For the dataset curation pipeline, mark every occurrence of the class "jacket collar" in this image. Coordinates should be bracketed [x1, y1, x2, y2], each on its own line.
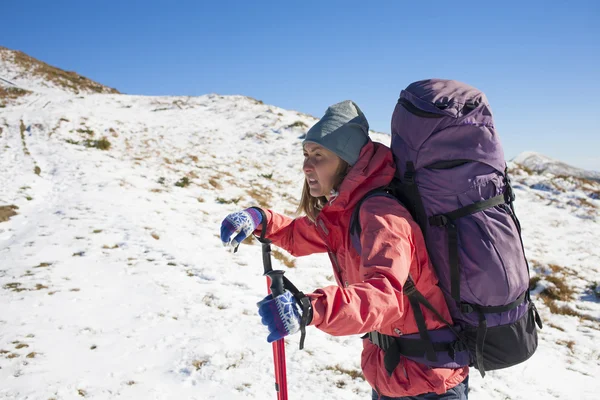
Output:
[321, 139, 396, 215]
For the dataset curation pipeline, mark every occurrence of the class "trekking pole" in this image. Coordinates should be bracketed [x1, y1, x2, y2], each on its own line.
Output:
[255, 214, 289, 400]
[265, 268, 288, 400]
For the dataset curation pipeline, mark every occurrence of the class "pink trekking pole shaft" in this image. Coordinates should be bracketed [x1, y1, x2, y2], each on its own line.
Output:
[256, 215, 288, 400]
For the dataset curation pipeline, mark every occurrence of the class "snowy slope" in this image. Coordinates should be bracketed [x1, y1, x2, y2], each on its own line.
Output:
[512, 151, 600, 182]
[0, 46, 118, 97]
[0, 53, 599, 400]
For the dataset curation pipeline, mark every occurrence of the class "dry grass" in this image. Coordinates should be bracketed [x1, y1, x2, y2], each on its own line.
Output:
[192, 359, 208, 370]
[556, 339, 576, 354]
[3, 282, 48, 292]
[175, 177, 190, 187]
[242, 131, 268, 141]
[20, 120, 30, 156]
[529, 276, 542, 291]
[0, 86, 31, 107]
[554, 174, 599, 187]
[208, 177, 223, 189]
[83, 137, 111, 150]
[246, 96, 263, 105]
[216, 197, 240, 205]
[0, 205, 18, 222]
[1, 47, 119, 94]
[242, 235, 255, 246]
[245, 185, 273, 208]
[546, 322, 566, 332]
[272, 249, 296, 268]
[531, 263, 596, 322]
[3, 282, 27, 292]
[202, 293, 227, 309]
[286, 121, 308, 129]
[539, 290, 587, 319]
[76, 128, 95, 136]
[540, 276, 576, 302]
[512, 163, 536, 176]
[324, 364, 365, 381]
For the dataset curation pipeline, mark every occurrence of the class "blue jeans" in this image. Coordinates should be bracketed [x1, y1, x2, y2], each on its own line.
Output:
[371, 376, 469, 400]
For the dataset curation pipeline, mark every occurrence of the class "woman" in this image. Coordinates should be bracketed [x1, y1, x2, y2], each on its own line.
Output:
[220, 100, 469, 399]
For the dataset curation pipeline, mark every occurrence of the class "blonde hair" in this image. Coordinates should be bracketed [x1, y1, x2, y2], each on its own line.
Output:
[296, 160, 350, 223]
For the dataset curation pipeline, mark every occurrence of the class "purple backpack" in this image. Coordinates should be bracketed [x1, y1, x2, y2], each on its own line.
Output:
[352, 79, 543, 378]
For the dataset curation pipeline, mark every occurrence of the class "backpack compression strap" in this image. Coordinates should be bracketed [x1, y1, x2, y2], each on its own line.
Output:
[349, 189, 470, 375]
[425, 169, 539, 377]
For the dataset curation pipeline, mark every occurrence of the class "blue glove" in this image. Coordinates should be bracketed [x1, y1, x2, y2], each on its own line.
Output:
[220, 208, 263, 250]
[257, 290, 302, 343]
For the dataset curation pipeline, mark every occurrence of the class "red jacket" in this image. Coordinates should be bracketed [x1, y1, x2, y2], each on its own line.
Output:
[256, 140, 469, 397]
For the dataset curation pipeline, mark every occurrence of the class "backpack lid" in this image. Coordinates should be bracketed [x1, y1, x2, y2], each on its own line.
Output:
[403, 79, 489, 119]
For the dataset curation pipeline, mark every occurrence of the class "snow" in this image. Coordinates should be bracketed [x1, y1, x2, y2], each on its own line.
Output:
[511, 151, 600, 182]
[0, 47, 117, 97]
[0, 63, 599, 399]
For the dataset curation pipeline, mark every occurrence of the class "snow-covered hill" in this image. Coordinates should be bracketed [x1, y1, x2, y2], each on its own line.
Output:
[0, 48, 599, 400]
[508, 152, 600, 222]
[512, 151, 600, 182]
[0, 46, 118, 101]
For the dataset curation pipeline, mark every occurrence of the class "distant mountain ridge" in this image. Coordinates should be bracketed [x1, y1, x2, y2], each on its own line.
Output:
[512, 151, 600, 182]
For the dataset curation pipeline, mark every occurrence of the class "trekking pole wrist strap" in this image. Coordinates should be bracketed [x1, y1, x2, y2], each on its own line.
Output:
[282, 275, 313, 350]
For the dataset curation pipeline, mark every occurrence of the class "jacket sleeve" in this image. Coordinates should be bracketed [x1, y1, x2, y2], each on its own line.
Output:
[306, 197, 416, 335]
[253, 209, 328, 257]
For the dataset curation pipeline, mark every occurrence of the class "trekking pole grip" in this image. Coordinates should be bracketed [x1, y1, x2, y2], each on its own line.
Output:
[266, 270, 285, 297]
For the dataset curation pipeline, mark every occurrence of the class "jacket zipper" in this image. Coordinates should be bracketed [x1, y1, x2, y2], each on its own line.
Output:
[316, 216, 348, 287]
[329, 251, 348, 287]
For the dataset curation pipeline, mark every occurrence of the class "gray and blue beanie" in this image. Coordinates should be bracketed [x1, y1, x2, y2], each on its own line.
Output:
[303, 100, 369, 166]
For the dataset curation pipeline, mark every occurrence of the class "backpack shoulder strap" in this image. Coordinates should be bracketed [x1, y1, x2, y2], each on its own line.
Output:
[350, 187, 471, 373]
[349, 186, 398, 240]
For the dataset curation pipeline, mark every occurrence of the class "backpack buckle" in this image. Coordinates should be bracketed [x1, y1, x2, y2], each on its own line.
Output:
[368, 331, 391, 351]
[403, 278, 417, 296]
[429, 215, 449, 227]
[448, 340, 467, 361]
[460, 303, 475, 314]
[404, 170, 415, 185]
[505, 185, 516, 203]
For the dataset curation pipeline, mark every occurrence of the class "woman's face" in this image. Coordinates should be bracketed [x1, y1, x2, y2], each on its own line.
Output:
[302, 142, 342, 199]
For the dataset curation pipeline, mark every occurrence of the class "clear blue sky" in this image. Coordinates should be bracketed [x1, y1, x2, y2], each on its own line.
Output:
[3, 1, 599, 170]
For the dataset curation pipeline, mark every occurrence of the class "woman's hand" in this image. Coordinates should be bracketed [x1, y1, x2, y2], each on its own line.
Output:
[257, 290, 302, 343]
[220, 208, 263, 250]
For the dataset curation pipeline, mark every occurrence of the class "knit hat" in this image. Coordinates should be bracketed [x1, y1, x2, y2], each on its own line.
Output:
[303, 100, 369, 166]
